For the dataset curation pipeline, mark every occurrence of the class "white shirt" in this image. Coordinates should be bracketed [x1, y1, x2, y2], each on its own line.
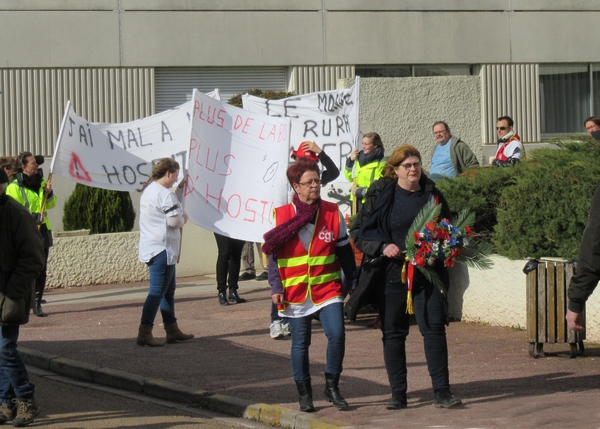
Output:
[138, 181, 182, 265]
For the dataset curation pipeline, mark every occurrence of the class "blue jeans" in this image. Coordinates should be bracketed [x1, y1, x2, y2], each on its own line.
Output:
[381, 276, 449, 394]
[0, 326, 34, 403]
[288, 302, 345, 383]
[141, 250, 177, 327]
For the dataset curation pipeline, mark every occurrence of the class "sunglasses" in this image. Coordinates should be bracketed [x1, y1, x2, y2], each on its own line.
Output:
[496, 126, 507, 131]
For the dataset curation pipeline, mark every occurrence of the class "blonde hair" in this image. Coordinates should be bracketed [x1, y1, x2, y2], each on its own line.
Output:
[382, 145, 422, 179]
[137, 158, 180, 192]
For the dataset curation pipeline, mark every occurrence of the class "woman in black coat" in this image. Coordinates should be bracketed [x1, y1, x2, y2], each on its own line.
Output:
[346, 145, 461, 410]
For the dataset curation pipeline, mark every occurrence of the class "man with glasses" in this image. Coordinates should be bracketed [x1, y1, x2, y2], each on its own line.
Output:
[493, 116, 523, 167]
[429, 121, 479, 180]
[584, 117, 600, 139]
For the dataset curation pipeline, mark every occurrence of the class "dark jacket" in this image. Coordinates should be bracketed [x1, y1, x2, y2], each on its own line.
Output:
[344, 174, 450, 321]
[0, 193, 45, 325]
[568, 182, 600, 313]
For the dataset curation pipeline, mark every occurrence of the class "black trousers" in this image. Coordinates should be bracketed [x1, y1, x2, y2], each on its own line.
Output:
[378, 275, 450, 395]
[213, 233, 245, 293]
[35, 246, 50, 298]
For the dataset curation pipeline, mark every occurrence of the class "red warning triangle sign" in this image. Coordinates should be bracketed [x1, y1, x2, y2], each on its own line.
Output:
[68, 152, 92, 182]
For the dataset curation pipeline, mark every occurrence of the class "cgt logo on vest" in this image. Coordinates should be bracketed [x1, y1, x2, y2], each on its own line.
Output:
[318, 226, 335, 243]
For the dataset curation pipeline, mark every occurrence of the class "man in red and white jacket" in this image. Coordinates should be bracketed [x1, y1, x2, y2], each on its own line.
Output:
[493, 116, 523, 167]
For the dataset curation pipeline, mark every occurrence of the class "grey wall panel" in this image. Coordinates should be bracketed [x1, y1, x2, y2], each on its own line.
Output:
[0, 1, 118, 10]
[120, 12, 324, 66]
[324, 0, 510, 11]
[325, 12, 511, 65]
[120, 0, 323, 11]
[0, 68, 154, 157]
[511, 12, 600, 63]
[0, 11, 120, 67]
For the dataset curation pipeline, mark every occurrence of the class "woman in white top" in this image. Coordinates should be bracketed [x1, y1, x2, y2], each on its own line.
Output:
[136, 158, 194, 347]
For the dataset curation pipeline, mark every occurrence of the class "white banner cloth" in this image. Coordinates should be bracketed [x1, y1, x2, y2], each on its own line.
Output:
[242, 78, 360, 215]
[50, 91, 220, 191]
[183, 90, 291, 242]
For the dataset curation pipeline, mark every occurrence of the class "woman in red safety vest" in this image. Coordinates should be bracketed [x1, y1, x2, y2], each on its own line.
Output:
[262, 158, 355, 413]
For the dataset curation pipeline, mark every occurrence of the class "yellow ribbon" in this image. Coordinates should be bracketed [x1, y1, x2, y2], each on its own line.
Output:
[401, 256, 414, 315]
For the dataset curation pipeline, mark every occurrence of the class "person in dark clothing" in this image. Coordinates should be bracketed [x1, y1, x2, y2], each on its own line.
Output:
[350, 144, 461, 410]
[566, 182, 600, 331]
[0, 167, 45, 426]
[6, 152, 56, 317]
[214, 233, 247, 306]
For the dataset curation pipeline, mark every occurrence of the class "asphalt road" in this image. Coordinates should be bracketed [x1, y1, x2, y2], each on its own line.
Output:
[27, 367, 271, 429]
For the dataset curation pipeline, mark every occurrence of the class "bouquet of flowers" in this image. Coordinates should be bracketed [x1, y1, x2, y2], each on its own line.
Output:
[402, 199, 493, 313]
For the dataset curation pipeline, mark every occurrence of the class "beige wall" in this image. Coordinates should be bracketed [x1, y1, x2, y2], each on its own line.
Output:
[341, 76, 483, 169]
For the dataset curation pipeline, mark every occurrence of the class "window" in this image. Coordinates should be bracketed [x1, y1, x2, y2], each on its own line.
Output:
[414, 65, 472, 77]
[356, 65, 472, 78]
[540, 65, 590, 134]
[355, 66, 411, 78]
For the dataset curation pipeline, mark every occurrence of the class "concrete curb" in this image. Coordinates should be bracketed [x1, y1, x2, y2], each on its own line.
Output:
[19, 347, 351, 429]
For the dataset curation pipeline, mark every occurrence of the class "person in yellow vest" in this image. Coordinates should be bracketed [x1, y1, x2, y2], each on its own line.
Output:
[262, 158, 355, 412]
[344, 132, 385, 214]
[6, 152, 56, 317]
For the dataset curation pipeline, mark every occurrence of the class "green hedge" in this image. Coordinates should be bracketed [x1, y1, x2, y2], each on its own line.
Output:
[63, 184, 136, 234]
[437, 136, 600, 260]
[228, 88, 295, 108]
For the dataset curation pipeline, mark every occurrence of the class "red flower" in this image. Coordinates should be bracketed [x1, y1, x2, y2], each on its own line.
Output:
[465, 225, 473, 237]
[413, 231, 421, 243]
[445, 257, 455, 267]
[415, 255, 426, 266]
[425, 222, 436, 231]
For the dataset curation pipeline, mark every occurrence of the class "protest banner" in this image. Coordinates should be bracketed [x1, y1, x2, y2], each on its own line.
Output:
[183, 90, 291, 242]
[242, 78, 360, 215]
[50, 91, 220, 191]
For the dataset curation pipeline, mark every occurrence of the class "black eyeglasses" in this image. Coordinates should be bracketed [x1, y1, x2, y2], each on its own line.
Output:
[496, 126, 507, 131]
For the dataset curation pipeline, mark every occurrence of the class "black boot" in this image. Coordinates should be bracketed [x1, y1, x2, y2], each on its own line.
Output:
[324, 372, 348, 409]
[295, 380, 315, 412]
[218, 291, 229, 306]
[433, 389, 462, 408]
[386, 392, 408, 410]
[228, 288, 246, 304]
[33, 292, 46, 317]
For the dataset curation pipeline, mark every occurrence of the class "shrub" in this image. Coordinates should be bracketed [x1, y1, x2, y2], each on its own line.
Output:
[493, 145, 600, 259]
[228, 88, 295, 108]
[63, 184, 136, 234]
[437, 135, 600, 260]
[435, 166, 517, 243]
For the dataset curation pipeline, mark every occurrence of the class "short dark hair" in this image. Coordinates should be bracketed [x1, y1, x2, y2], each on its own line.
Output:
[584, 116, 600, 128]
[497, 116, 514, 127]
[432, 121, 450, 133]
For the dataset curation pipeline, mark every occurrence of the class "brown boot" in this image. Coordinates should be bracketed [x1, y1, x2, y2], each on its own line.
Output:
[136, 324, 164, 347]
[164, 323, 194, 343]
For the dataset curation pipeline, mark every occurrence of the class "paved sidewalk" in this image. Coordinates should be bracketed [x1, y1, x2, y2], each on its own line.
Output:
[19, 277, 600, 428]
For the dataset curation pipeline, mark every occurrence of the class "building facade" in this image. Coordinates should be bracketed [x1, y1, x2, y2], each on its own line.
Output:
[1, 1, 599, 155]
